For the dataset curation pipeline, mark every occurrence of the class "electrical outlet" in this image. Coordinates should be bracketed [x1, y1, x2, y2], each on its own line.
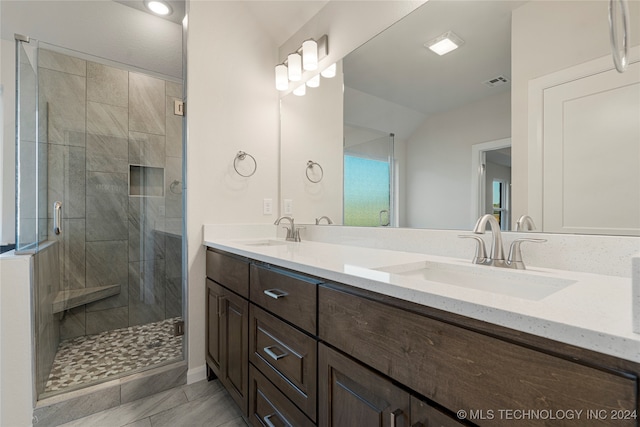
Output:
[263, 198, 273, 215]
[284, 199, 293, 215]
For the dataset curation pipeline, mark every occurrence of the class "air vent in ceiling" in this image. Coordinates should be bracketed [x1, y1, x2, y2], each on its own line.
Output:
[483, 75, 510, 88]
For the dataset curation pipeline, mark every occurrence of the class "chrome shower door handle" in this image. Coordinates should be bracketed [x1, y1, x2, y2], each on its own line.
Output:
[53, 201, 62, 235]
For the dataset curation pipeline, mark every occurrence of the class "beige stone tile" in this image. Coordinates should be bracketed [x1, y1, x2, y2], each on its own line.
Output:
[87, 61, 128, 107]
[129, 72, 165, 135]
[87, 101, 128, 138]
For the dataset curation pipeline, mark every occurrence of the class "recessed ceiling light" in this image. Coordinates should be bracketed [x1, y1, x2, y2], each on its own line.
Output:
[144, 0, 173, 16]
[424, 31, 465, 56]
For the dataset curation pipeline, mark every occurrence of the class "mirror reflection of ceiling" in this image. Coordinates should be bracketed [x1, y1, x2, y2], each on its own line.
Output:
[344, 0, 526, 142]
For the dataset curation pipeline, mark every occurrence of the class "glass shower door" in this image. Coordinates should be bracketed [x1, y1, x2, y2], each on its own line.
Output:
[15, 35, 48, 252]
[16, 37, 185, 400]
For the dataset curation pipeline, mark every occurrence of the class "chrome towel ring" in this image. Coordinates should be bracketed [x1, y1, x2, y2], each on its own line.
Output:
[306, 160, 323, 183]
[234, 151, 257, 177]
[169, 180, 182, 194]
[609, 0, 630, 73]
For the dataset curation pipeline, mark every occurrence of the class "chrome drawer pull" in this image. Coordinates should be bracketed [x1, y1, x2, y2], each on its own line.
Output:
[263, 414, 277, 427]
[264, 289, 288, 299]
[264, 413, 290, 427]
[264, 345, 288, 361]
[390, 409, 403, 427]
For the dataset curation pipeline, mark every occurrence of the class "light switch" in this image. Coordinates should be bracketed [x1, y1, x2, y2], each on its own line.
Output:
[284, 199, 293, 215]
[263, 198, 273, 215]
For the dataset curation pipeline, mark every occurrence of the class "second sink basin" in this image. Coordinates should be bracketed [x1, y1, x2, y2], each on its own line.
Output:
[375, 260, 576, 300]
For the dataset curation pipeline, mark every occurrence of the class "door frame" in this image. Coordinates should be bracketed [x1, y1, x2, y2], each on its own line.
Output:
[470, 138, 511, 228]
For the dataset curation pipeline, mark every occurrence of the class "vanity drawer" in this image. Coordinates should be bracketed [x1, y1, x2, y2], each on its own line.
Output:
[206, 249, 249, 298]
[249, 364, 314, 427]
[250, 304, 317, 421]
[250, 264, 319, 334]
[319, 285, 638, 427]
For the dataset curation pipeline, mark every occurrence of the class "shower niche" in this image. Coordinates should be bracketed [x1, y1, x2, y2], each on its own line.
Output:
[130, 165, 165, 197]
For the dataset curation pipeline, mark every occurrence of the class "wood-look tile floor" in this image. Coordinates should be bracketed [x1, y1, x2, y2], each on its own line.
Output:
[58, 379, 250, 427]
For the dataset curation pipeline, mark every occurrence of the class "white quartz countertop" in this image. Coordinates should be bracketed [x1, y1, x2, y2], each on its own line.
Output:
[204, 237, 640, 364]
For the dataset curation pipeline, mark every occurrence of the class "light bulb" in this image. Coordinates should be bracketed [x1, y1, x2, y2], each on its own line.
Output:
[321, 63, 336, 78]
[306, 74, 320, 88]
[275, 64, 288, 91]
[293, 84, 306, 96]
[288, 52, 302, 81]
[145, 0, 172, 16]
[302, 39, 318, 71]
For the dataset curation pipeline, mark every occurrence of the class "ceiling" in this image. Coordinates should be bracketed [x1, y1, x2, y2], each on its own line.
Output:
[344, 1, 527, 119]
[113, 0, 186, 24]
[113, 0, 328, 46]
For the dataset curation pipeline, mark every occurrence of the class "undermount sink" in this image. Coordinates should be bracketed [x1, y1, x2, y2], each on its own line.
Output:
[239, 239, 289, 247]
[375, 260, 576, 301]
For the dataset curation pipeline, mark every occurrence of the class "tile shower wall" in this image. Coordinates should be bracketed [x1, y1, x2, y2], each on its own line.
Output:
[40, 49, 183, 340]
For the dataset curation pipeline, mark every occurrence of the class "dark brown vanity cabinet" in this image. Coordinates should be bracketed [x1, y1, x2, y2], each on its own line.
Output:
[248, 264, 322, 426]
[319, 343, 465, 427]
[206, 250, 250, 415]
[319, 283, 639, 427]
[319, 343, 410, 427]
[206, 248, 640, 427]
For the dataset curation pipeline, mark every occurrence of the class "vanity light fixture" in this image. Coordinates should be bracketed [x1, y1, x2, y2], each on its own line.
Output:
[306, 74, 320, 88]
[302, 39, 319, 71]
[320, 62, 336, 78]
[293, 84, 306, 96]
[275, 64, 289, 91]
[274, 35, 329, 92]
[425, 31, 464, 56]
[144, 0, 173, 16]
[288, 52, 302, 81]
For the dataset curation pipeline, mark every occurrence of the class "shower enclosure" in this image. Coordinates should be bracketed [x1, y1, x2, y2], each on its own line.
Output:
[15, 36, 185, 399]
[343, 132, 395, 227]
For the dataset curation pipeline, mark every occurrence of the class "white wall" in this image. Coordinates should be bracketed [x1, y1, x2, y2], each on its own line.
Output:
[280, 63, 344, 225]
[185, 0, 281, 381]
[0, 253, 34, 427]
[0, 0, 183, 246]
[511, 0, 640, 219]
[405, 90, 510, 229]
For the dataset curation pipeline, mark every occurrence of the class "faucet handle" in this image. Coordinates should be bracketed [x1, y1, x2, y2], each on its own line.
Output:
[507, 238, 546, 269]
[458, 235, 487, 264]
[293, 226, 305, 242]
[281, 226, 293, 240]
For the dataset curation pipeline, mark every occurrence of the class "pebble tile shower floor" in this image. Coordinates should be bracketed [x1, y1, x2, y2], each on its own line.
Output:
[45, 317, 183, 393]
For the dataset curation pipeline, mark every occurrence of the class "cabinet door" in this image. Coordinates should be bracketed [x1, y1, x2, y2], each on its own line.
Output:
[319, 343, 410, 427]
[220, 288, 249, 416]
[206, 279, 224, 376]
[410, 397, 466, 427]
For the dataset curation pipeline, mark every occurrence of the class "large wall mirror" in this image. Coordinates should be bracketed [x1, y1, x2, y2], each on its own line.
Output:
[280, 0, 640, 235]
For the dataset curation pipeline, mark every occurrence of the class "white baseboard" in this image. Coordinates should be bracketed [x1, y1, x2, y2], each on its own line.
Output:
[186, 364, 207, 385]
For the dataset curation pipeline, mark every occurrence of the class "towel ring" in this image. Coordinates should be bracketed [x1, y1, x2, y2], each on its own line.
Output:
[234, 151, 257, 177]
[169, 179, 182, 194]
[306, 160, 323, 183]
[609, 0, 630, 73]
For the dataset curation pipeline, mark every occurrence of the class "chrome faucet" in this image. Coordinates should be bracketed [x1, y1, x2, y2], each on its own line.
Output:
[462, 214, 546, 270]
[473, 214, 506, 266]
[315, 216, 333, 225]
[274, 216, 302, 242]
[515, 215, 536, 231]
